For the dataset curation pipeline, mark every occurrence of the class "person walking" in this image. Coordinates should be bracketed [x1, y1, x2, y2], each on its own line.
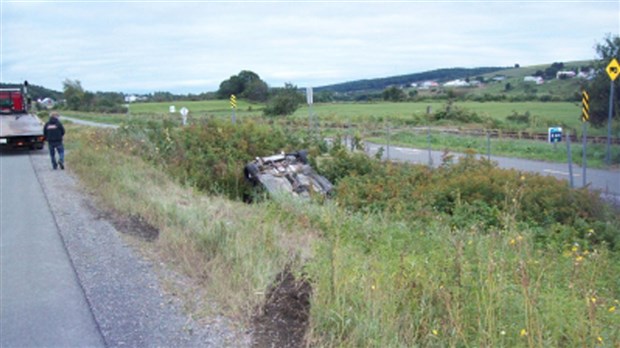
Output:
[43, 112, 65, 170]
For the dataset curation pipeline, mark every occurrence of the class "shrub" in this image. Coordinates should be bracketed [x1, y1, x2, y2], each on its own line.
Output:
[117, 118, 315, 200]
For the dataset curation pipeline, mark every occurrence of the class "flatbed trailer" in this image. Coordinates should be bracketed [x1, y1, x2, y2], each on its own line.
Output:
[0, 82, 45, 150]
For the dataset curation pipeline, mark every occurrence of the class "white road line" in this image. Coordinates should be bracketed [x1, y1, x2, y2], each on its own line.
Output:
[543, 169, 581, 177]
[394, 147, 421, 153]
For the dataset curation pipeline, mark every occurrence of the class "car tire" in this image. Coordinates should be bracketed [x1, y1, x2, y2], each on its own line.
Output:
[244, 163, 260, 185]
[296, 150, 309, 164]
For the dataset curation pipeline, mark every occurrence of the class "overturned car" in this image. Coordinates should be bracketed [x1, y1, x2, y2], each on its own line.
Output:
[244, 150, 334, 199]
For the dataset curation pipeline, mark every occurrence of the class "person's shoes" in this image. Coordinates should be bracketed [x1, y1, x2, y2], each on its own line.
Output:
[59, 161, 64, 170]
[53, 165, 57, 170]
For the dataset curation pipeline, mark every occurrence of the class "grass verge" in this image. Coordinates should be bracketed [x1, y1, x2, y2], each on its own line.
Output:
[68, 126, 318, 320]
[67, 124, 620, 347]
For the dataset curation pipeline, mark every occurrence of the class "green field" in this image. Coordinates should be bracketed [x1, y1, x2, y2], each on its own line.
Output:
[116, 99, 609, 136]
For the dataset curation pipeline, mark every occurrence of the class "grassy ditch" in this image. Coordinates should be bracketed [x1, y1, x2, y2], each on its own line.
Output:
[68, 121, 619, 347]
[69, 126, 319, 318]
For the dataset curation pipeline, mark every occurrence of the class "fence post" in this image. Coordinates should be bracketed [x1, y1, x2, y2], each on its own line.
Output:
[386, 123, 391, 161]
[486, 130, 491, 160]
[567, 129, 574, 188]
[582, 122, 588, 187]
[427, 126, 433, 167]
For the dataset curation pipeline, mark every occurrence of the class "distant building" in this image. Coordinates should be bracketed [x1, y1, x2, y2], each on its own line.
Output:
[125, 95, 138, 103]
[124, 95, 147, 103]
[37, 97, 55, 109]
[524, 76, 544, 85]
[443, 79, 470, 87]
[556, 71, 576, 79]
[418, 81, 439, 89]
[577, 70, 595, 80]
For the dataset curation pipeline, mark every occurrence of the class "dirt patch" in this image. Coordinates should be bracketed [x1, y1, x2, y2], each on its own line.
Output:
[88, 202, 160, 242]
[252, 269, 312, 348]
[109, 214, 160, 242]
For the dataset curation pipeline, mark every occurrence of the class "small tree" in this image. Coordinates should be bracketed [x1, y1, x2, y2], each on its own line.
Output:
[382, 86, 406, 102]
[263, 83, 303, 117]
[62, 79, 85, 110]
[586, 34, 620, 127]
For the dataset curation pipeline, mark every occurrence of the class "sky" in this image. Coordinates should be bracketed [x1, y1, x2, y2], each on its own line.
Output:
[1, 0, 619, 95]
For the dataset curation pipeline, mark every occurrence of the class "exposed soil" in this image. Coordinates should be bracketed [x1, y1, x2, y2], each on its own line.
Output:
[252, 269, 312, 348]
[92, 205, 160, 242]
[89, 203, 312, 347]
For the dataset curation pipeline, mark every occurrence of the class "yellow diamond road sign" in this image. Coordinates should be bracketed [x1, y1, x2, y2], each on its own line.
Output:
[606, 58, 620, 81]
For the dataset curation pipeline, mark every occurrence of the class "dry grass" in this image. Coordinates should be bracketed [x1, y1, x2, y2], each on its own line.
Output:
[68, 127, 319, 324]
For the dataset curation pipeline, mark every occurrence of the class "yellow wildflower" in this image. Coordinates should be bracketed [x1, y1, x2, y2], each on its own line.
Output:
[609, 306, 616, 313]
[571, 245, 579, 252]
[432, 329, 438, 336]
[510, 239, 516, 245]
[597, 336, 603, 344]
[520, 329, 527, 337]
[575, 256, 584, 262]
[591, 297, 597, 304]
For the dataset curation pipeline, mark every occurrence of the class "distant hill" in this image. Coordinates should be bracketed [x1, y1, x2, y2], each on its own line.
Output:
[315, 67, 508, 93]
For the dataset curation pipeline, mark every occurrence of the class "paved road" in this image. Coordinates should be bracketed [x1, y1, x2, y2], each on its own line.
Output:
[0, 148, 105, 347]
[366, 142, 620, 197]
[61, 116, 119, 129]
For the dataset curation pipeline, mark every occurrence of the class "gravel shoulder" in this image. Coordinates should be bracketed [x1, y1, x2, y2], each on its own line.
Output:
[31, 149, 250, 347]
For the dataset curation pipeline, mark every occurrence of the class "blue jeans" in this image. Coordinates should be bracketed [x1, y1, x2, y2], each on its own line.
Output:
[48, 142, 64, 169]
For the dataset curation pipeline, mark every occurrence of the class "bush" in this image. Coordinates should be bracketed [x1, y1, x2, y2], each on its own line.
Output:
[118, 118, 315, 200]
[317, 149, 620, 250]
[263, 83, 304, 117]
[506, 111, 530, 124]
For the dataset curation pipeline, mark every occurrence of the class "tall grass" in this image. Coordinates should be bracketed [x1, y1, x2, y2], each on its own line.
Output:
[304, 205, 620, 347]
[67, 124, 619, 347]
[68, 126, 317, 318]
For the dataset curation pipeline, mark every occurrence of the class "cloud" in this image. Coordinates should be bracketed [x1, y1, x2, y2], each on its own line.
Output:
[2, 1, 618, 93]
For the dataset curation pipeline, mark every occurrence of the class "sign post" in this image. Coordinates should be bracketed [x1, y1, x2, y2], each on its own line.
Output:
[581, 90, 589, 187]
[566, 130, 574, 188]
[306, 86, 314, 134]
[180, 107, 188, 126]
[548, 127, 562, 151]
[230, 94, 237, 124]
[605, 58, 619, 165]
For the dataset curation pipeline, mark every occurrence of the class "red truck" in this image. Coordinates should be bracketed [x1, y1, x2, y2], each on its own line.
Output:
[0, 81, 45, 149]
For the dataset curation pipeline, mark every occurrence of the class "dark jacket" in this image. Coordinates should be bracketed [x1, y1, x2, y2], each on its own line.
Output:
[43, 117, 65, 144]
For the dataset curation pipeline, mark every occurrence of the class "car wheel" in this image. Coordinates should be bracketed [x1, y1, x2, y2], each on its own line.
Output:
[244, 163, 260, 185]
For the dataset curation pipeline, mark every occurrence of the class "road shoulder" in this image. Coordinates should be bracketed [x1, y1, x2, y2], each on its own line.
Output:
[31, 150, 248, 347]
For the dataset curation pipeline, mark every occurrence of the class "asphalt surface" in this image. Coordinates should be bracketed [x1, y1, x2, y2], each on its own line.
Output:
[366, 142, 620, 197]
[0, 147, 247, 347]
[0, 149, 105, 347]
[61, 117, 119, 129]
